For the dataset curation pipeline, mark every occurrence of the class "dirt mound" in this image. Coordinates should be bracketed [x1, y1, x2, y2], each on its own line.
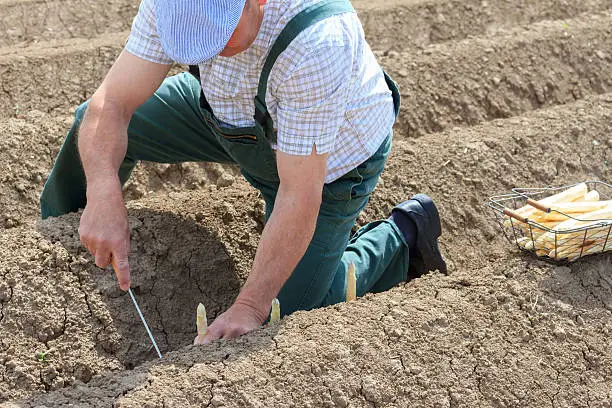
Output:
[2, 6, 611, 120]
[4, 0, 610, 49]
[0, 111, 241, 229]
[382, 13, 611, 135]
[359, 0, 612, 52]
[0, 0, 136, 47]
[5, 253, 611, 407]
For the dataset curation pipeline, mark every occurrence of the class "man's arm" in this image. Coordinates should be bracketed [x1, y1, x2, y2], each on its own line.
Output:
[197, 26, 351, 343]
[78, 51, 171, 290]
[199, 147, 327, 342]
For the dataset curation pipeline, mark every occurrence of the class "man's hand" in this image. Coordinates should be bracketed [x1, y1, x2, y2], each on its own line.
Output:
[193, 302, 265, 345]
[79, 177, 131, 290]
[232, 148, 328, 317]
[193, 147, 328, 345]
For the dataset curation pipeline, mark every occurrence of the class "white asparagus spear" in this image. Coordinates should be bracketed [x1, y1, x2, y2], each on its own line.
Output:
[536, 230, 610, 251]
[521, 183, 588, 213]
[549, 199, 610, 214]
[513, 183, 587, 215]
[553, 206, 612, 230]
[531, 200, 612, 223]
[550, 232, 612, 256]
[550, 239, 612, 260]
[515, 237, 531, 249]
[503, 183, 589, 228]
[270, 298, 280, 323]
[513, 221, 563, 244]
[196, 303, 207, 342]
[549, 243, 589, 259]
[556, 227, 612, 246]
[584, 190, 601, 201]
[533, 220, 565, 229]
[532, 213, 577, 223]
[535, 206, 612, 247]
[562, 199, 611, 212]
[566, 241, 612, 261]
[346, 262, 357, 302]
[516, 224, 550, 242]
[524, 239, 535, 250]
[545, 224, 612, 248]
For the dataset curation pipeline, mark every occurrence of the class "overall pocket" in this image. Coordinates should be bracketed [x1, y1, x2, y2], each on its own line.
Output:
[198, 98, 279, 183]
[216, 123, 279, 184]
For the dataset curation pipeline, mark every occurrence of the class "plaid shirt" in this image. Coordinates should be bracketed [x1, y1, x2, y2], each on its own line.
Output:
[126, 0, 395, 183]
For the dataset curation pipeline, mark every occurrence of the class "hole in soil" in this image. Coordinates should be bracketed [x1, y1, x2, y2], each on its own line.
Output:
[102, 209, 243, 368]
[39, 208, 243, 369]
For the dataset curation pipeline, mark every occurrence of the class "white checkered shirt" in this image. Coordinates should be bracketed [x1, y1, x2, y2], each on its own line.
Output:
[126, 0, 395, 183]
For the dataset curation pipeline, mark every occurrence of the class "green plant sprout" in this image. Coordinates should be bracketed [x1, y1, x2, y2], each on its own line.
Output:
[35, 348, 55, 364]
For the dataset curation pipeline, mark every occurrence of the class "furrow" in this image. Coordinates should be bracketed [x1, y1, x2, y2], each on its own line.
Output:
[0, 0, 136, 47]
[1, 0, 611, 51]
[0, 13, 609, 132]
[354, 0, 612, 52]
[382, 13, 611, 137]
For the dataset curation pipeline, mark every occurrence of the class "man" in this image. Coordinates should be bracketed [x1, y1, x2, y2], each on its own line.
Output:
[40, 0, 446, 344]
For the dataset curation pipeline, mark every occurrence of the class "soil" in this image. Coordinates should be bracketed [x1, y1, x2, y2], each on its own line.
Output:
[0, 0, 610, 406]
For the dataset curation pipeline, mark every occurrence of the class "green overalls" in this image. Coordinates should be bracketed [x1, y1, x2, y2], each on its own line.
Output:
[40, 0, 408, 316]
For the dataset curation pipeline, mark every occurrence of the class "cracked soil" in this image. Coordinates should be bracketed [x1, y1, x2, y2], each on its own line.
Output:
[0, 0, 611, 406]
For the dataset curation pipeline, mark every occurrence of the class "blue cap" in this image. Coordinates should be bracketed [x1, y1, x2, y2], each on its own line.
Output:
[153, 0, 247, 65]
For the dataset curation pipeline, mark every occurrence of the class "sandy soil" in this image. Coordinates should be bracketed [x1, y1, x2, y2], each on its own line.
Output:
[0, 0, 610, 406]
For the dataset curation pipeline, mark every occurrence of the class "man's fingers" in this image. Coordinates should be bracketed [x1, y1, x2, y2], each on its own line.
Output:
[199, 322, 223, 345]
[111, 254, 131, 291]
[94, 248, 111, 269]
[193, 333, 212, 346]
[78, 229, 93, 255]
[107, 233, 131, 291]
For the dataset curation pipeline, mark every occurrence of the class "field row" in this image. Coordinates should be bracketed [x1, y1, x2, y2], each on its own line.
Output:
[0, 13, 609, 128]
[1, 0, 611, 48]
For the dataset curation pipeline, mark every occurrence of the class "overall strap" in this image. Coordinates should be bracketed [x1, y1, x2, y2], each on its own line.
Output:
[188, 65, 200, 81]
[253, 0, 355, 133]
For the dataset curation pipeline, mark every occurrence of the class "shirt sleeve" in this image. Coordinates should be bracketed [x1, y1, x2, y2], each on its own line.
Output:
[274, 42, 352, 156]
[125, 0, 174, 65]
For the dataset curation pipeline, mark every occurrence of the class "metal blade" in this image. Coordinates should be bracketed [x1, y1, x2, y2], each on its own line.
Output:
[128, 288, 163, 359]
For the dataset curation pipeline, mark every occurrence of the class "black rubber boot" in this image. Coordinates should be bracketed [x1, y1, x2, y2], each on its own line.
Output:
[391, 194, 447, 278]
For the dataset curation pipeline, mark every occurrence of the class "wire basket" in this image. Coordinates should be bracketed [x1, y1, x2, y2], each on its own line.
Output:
[488, 181, 612, 263]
